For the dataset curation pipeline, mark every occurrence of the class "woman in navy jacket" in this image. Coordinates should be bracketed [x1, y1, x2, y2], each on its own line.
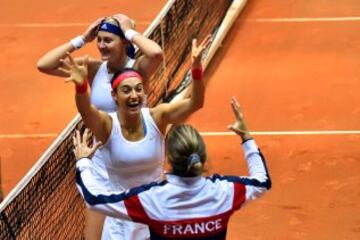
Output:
[74, 97, 271, 240]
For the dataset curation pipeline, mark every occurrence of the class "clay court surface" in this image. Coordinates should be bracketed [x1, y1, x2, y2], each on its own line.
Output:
[1, 0, 359, 239]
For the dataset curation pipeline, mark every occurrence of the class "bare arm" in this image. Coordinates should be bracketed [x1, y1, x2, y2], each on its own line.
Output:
[37, 17, 104, 80]
[151, 35, 212, 133]
[59, 53, 112, 143]
[132, 35, 163, 80]
[37, 42, 78, 76]
[113, 14, 163, 85]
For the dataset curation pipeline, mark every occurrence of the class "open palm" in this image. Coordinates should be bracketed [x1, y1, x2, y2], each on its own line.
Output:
[73, 128, 102, 160]
[192, 34, 212, 67]
[228, 97, 251, 139]
[59, 53, 89, 85]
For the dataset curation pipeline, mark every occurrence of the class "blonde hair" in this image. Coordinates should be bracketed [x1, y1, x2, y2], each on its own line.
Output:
[104, 16, 120, 26]
[166, 124, 207, 177]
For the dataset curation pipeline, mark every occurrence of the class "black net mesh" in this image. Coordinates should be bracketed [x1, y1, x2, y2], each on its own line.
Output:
[0, 0, 234, 238]
[146, 0, 233, 105]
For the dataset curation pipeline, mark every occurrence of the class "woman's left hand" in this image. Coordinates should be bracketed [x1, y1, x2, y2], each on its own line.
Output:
[192, 34, 212, 68]
[113, 14, 135, 32]
[73, 128, 102, 160]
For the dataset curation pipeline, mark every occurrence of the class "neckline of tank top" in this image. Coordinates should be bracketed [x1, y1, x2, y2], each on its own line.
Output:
[115, 110, 150, 144]
[104, 58, 135, 74]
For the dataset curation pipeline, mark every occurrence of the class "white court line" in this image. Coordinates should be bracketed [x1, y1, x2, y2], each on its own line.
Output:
[1, 130, 360, 139]
[201, 130, 360, 136]
[0, 22, 150, 28]
[0, 133, 58, 139]
[1, 17, 360, 28]
[246, 16, 360, 23]
[0, 23, 88, 27]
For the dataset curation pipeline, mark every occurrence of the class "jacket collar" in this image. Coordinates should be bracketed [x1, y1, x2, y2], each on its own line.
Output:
[165, 173, 205, 188]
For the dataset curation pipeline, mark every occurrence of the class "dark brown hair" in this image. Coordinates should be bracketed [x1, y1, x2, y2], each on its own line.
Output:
[110, 68, 143, 92]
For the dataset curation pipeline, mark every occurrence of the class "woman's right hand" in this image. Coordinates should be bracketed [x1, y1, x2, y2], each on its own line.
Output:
[228, 97, 252, 141]
[191, 34, 212, 69]
[73, 129, 102, 161]
[82, 17, 104, 43]
[59, 53, 89, 86]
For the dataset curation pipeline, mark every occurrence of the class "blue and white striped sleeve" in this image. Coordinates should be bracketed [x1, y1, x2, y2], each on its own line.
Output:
[241, 139, 271, 201]
[75, 158, 131, 220]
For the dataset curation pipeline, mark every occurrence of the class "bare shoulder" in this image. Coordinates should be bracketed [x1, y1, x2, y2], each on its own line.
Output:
[149, 104, 170, 134]
[150, 103, 168, 116]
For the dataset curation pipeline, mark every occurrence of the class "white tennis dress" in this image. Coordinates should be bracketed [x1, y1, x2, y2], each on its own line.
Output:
[88, 61, 119, 193]
[89, 60, 163, 239]
[89, 60, 135, 193]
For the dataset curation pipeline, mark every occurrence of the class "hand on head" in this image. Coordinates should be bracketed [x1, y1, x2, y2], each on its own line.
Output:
[73, 128, 102, 161]
[59, 53, 89, 85]
[191, 34, 212, 68]
[82, 17, 105, 43]
[227, 97, 252, 141]
[113, 14, 136, 31]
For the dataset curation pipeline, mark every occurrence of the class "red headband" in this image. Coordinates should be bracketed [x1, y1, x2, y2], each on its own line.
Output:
[111, 71, 143, 90]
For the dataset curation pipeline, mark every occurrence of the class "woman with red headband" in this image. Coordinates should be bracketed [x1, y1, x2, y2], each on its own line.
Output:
[60, 35, 212, 239]
[37, 14, 163, 239]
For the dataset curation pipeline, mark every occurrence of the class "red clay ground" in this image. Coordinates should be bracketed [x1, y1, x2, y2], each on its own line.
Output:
[1, 0, 359, 239]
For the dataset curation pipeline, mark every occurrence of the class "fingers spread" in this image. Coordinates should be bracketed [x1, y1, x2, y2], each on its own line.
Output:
[83, 55, 89, 69]
[90, 141, 102, 156]
[230, 100, 240, 120]
[60, 59, 72, 69]
[66, 52, 77, 67]
[83, 128, 90, 143]
[58, 67, 70, 75]
[200, 34, 212, 49]
[192, 38, 197, 50]
[76, 129, 81, 144]
[73, 135, 77, 146]
[64, 77, 74, 83]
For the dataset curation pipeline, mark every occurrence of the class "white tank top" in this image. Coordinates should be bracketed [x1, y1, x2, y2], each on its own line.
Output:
[90, 59, 135, 171]
[100, 108, 165, 190]
[90, 60, 135, 112]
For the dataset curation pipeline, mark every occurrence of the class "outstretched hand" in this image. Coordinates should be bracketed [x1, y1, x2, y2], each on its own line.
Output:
[192, 34, 212, 68]
[73, 128, 102, 160]
[227, 97, 252, 141]
[59, 53, 89, 85]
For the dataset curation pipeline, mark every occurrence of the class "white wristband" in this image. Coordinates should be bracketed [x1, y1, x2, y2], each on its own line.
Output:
[124, 29, 140, 42]
[70, 36, 85, 49]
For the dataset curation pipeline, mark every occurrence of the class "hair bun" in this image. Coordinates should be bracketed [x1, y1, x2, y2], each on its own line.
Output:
[187, 153, 201, 171]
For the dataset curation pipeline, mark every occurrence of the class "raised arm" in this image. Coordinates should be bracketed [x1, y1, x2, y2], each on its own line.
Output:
[113, 14, 163, 83]
[59, 53, 111, 143]
[228, 97, 271, 202]
[37, 18, 103, 79]
[151, 35, 212, 134]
